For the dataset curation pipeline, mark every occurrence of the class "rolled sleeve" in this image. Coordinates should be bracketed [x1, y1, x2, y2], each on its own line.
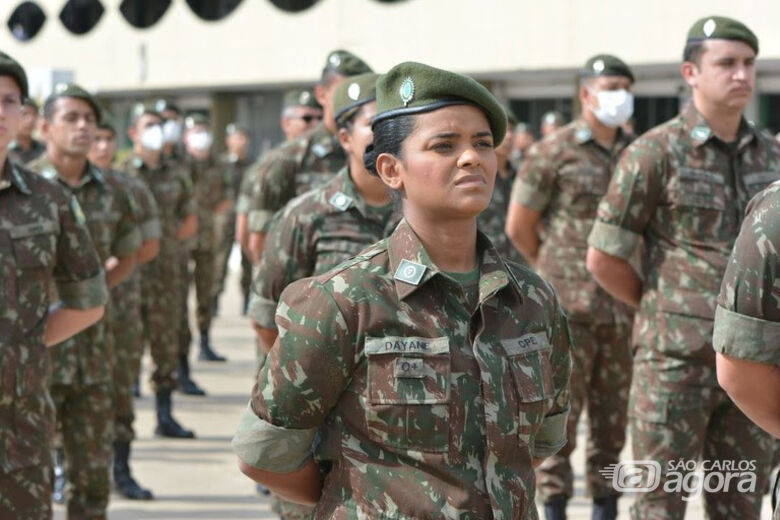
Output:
[533, 408, 570, 458]
[587, 220, 641, 260]
[236, 194, 250, 215]
[511, 179, 551, 211]
[247, 293, 278, 330]
[713, 305, 780, 365]
[141, 218, 162, 241]
[231, 403, 316, 472]
[57, 270, 108, 309]
[113, 227, 142, 258]
[249, 209, 275, 234]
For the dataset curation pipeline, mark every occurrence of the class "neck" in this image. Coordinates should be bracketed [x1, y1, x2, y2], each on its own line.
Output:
[162, 143, 175, 156]
[349, 161, 390, 206]
[17, 134, 32, 148]
[135, 145, 160, 169]
[324, 117, 337, 135]
[0, 149, 7, 169]
[48, 148, 88, 185]
[693, 96, 743, 142]
[584, 112, 618, 148]
[404, 209, 478, 272]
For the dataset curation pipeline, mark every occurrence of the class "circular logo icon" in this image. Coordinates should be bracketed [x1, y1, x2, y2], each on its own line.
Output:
[703, 19, 717, 37]
[399, 77, 415, 107]
[593, 59, 605, 73]
[348, 83, 361, 101]
[403, 265, 417, 278]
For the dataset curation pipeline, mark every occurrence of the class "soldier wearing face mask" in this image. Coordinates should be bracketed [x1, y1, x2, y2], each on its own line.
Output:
[156, 99, 185, 165]
[178, 114, 232, 372]
[506, 55, 636, 520]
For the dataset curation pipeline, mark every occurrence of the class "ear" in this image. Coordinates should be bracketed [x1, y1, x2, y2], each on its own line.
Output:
[314, 84, 328, 106]
[127, 124, 137, 142]
[681, 62, 698, 89]
[337, 127, 352, 154]
[376, 153, 404, 191]
[40, 119, 51, 141]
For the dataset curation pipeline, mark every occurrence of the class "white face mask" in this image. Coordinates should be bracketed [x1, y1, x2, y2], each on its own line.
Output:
[162, 119, 182, 144]
[188, 131, 213, 151]
[140, 125, 164, 151]
[590, 88, 634, 128]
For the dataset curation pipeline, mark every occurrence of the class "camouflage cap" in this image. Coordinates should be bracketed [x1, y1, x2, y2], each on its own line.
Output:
[282, 88, 321, 110]
[373, 62, 507, 146]
[226, 122, 250, 136]
[580, 54, 635, 82]
[0, 51, 28, 98]
[333, 72, 379, 125]
[687, 16, 758, 55]
[46, 83, 101, 121]
[542, 111, 564, 126]
[97, 112, 116, 133]
[154, 98, 181, 115]
[322, 49, 373, 78]
[185, 112, 209, 129]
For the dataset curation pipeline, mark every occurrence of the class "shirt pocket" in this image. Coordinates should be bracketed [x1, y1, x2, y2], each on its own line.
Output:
[671, 167, 726, 210]
[558, 164, 607, 214]
[503, 332, 555, 446]
[364, 336, 451, 453]
[743, 171, 780, 199]
[11, 221, 57, 270]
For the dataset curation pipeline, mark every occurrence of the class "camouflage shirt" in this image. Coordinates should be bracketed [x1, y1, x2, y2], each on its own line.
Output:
[220, 153, 252, 204]
[27, 156, 142, 385]
[713, 180, 780, 365]
[7, 138, 46, 166]
[477, 165, 525, 264]
[183, 154, 232, 251]
[233, 220, 572, 519]
[0, 160, 107, 472]
[246, 123, 346, 233]
[513, 118, 634, 323]
[248, 167, 400, 329]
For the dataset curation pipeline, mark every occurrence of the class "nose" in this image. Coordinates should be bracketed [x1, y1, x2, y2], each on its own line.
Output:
[457, 146, 481, 169]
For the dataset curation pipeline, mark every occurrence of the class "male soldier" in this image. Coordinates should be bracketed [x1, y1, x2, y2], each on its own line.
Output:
[712, 181, 780, 519]
[234, 88, 321, 271]
[477, 107, 525, 264]
[506, 55, 636, 520]
[215, 123, 253, 314]
[28, 83, 142, 519]
[123, 104, 199, 438]
[0, 52, 107, 520]
[89, 115, 160, 499]
[541, 110, 565, 137]
[179, 113, 232, 367]
[244, 50, 372, 263]
[157, 98, 185, 165]
[587, 17, 779, 519]
[7, 96, 45, 164]
[509, 121, 535, 171]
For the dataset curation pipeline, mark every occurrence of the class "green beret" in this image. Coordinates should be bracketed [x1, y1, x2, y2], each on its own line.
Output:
[687, 16, 758, 55]
[322, 49, 373, 78]
[185, 113, 209, 129]
[154, 98, 181, 114]
[47, 83, 101, 121]
[580, 54, 634, 83]
[131, 102, 161, 121]
[542, 111, 564, 126]
[373, 62, 507, 146]
[0, 51, 28, 98]
[282, 88, 321, 110]
[226, 123, 250, 136]
[514, 122, 532, 134]
[22, 97, 38, 110]
[97, 112, 116, 133]
[333, 73, 379, 125]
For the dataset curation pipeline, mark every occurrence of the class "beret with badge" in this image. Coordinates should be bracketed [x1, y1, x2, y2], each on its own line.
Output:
[373, 61, 507, 146]
[333, 72, 379, 125]
[686, 15, 758, 54]
[580, 54, 634, 83]
[185, 113, 210, 129]
[0, 51, 28, 98]
[282, 88, 321, 110]
[46, 83, 101, 121]
[322, 49, 373, 78]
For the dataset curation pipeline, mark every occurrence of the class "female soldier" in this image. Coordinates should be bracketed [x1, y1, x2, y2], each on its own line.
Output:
[233, 62, 572, 519]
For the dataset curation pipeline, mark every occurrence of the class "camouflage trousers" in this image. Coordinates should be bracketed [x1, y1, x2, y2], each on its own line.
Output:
[271, 495, 315, 520]
[178, 252, 193, 358]
[213, 211, 235, 298]
[52, 381, 114, 520]
[535, 320, 632, 502]
[141, 257, 181, 391]
[0, 465, 52, 520]
[110, 294, 143, 443]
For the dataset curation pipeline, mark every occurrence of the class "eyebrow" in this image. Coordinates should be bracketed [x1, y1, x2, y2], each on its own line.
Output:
[430, 131, 493, 139]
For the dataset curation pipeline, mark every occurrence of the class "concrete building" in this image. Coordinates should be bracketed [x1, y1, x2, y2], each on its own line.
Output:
[3, 0, 780, 154]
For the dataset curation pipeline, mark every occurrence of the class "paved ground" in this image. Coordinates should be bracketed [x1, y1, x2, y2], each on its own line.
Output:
[54, 259, 774, 519]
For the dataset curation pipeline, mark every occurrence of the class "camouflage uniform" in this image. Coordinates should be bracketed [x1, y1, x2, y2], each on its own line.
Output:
[713, 180, 780, 520]
[587, 103, 780, 519]
[214, 153, 252, 305]
[477, 165, 525, 264]
[511, 118, 635, 502]
[180, 155, 231, 353]
[28, 156, 141, 519]
[0, 161, 107, 520]
[233, 220, 573, 519]
[248, 166, 399, 330]
[103, 170, 160, 443]
[7, 138, 46, 166]
[246, 122, 346, 236]
[124, 155, 195, 391]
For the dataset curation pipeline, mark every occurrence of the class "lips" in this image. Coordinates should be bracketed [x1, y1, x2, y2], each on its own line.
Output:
[454, 173, 487, 187]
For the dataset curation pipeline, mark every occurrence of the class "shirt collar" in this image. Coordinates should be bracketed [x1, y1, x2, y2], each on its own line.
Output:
[0, 160, 32, 194]
[386, 219, 516, 303]
[574, 117, 632, 152]
[37, 156, 104, 188]
[681, 102, 756, 150]
[309, 122, 340, 158]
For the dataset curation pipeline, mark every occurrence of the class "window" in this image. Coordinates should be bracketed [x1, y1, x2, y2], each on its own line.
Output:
[59, 0, 104, 35]
[633, 96, 679, 135]
[186, 0, 243, 21]
[7, 2, 46, 42]
[510, 98, 573, 138]
[119, 0, 172, 29]
[268, 0, 319, 13]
